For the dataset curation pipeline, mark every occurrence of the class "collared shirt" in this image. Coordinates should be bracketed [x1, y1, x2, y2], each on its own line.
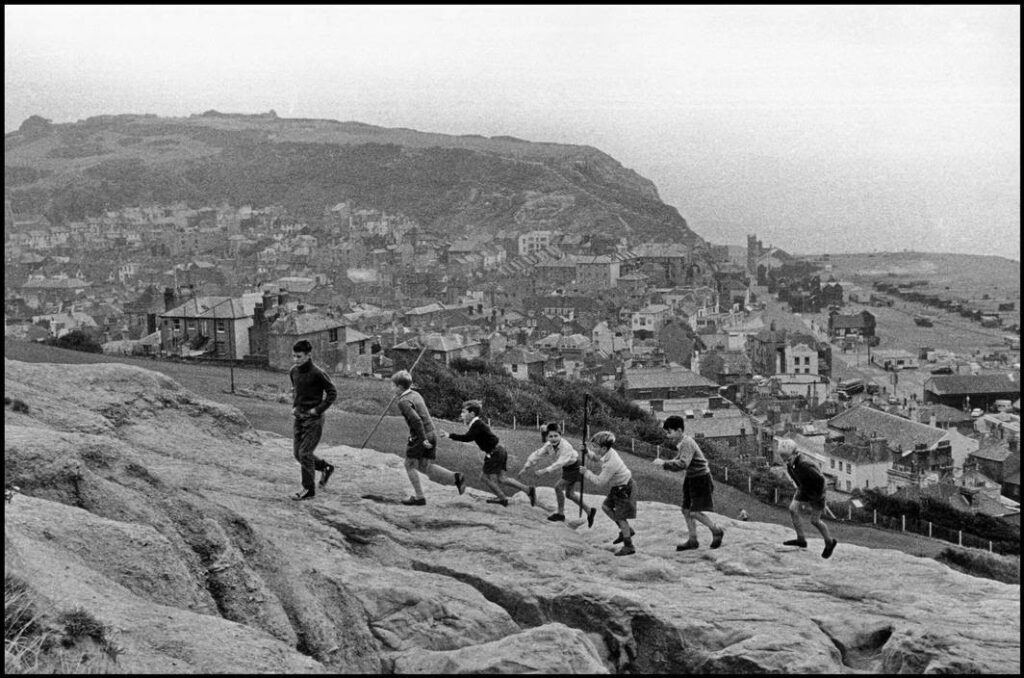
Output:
[583, 448, 632, 487]
[524, 439, 579, 475]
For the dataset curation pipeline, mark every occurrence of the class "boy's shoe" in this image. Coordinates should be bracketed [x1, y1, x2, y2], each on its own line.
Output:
[454, 472, 467, 495]
[486, 497, 509, 506]
[291, 489, 315, 501]
[614, 544, 636, 556]
[783, 538, 808, 548]
[527, 486, 537, 507]
[546, 512, 565, 522]
[587, 507, 598, 529]
[822, 538, 838, 559]
[318, 464, 335, 488]
[612, 527, 636, 545]
[676, 540, 699, 551]
[401, 496, 427, 506]
[710, 529, 724, 549]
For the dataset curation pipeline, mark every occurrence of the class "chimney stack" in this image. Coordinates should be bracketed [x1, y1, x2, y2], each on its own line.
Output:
[278, 289, 289, 310]
[163, 287, 175, 311]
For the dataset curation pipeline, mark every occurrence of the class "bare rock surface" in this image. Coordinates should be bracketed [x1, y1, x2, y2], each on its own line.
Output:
[4, 358, 1020, 673]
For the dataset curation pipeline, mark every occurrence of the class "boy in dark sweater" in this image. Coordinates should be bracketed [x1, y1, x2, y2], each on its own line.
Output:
[777, 439, 838, 559]
[657, 415, 724, 550]
[289, 339, 338, 500]
[440, 400, 536, 507]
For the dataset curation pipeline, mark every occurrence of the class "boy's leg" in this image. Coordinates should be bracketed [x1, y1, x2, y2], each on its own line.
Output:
[404, 457, 425, 498]
[499, 472, 530, 494]
[808, 508, 833, 542]
[294, 417, 322, 492]
[565, 485, 588, 510]
[784, 499, 810, 546]
[692, 510, 724, 548]
[483, 473, 507, 500]
[788, 499, 807, 537]
[553, 479, 567, 514]
[423, 460, 456, 485]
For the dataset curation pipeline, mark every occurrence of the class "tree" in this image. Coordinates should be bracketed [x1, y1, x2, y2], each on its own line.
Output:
[49, 329, 103, 354]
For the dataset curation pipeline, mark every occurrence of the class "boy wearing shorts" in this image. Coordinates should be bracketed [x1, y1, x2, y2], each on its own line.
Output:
[440, 400, 536, 507]
[521, 422, 597, 527]
[582, 431, 638, 556]
[658, 415, 724, 550]
[777, 439, 838, 559]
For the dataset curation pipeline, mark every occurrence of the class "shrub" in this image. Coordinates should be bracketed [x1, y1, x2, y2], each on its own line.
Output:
[57, 608, 106, 645]
[47, 330, 103, 354]
[936, 547, 1020, 585]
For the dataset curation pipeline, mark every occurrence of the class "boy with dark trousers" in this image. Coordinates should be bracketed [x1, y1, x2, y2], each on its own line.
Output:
[289, 339, 338, 500]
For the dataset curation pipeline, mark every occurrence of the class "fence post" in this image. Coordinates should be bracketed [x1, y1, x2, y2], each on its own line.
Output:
[631, 439, 635, 454]
[848, 504, 852, 521]
[873, 509, 877, 525]
[774, 487, 779, 504]
[724, 467, 729, 482]
[901, 514, 905, 532]
[928, 522, 932, 538]
[958, 530, 962, 547]
[748, 476, 752, 493]
[536, 414, 539, 428]
[513, 415, 516, 430]
[989, 541, 993, 553]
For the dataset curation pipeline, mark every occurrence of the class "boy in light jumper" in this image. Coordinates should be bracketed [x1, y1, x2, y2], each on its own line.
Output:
[582, 431, 638, 556]
[521, 422, 597, 527]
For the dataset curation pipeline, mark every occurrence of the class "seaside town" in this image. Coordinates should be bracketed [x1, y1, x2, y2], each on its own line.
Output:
[5, 198, 1020, 525]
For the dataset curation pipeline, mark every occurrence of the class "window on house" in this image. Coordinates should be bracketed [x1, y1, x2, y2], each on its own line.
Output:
[804, 356, 811, 365]
[846, 462, 852, 473]
[830, 459, 835, 469]
[187, 320, 196, 331]
[845, 479, 852, 491]
[172, 319, 181, 331]
[511, 364, 518, 372]
[328, 328, 338, 343]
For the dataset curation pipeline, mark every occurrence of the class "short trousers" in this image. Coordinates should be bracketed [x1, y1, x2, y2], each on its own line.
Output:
[406, 436, 437, 460]
[682, 473, 714, 512]
[561, 464, 582, 485]
[482, 444, 508, 475]
[794, 490, 826, 511]
[603, 478, 637, 521]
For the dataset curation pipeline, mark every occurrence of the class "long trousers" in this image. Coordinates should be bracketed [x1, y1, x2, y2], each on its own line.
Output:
[293, 414, 328, 491]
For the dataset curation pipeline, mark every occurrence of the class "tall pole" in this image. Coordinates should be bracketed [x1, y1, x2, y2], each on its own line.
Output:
[359, 344, 429, 448]
[577, 394, 590, 518]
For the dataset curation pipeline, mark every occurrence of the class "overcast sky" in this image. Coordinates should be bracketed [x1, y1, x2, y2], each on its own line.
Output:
[5, 5, 1020, 260]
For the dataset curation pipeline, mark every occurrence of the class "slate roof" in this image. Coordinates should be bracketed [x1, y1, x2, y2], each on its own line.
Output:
[828, 404, 946, 453]
[269, 312, 344, 335]
[624, 367, 719, 390]
[924, 374, 1021, 396]
[161, 296, 251, 320]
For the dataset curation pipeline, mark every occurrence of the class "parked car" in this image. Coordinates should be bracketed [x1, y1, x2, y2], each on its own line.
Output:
[970, 408, 984, 418]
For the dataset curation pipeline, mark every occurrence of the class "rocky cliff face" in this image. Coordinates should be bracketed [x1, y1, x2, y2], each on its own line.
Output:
[4, 358, 1019, 674]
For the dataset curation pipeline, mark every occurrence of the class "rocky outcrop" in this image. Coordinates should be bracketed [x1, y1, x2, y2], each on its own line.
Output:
[4, 359, 1020, 674]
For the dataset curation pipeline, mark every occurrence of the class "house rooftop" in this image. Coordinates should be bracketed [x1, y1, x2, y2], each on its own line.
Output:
[269, 311, 344, 335]
[924, 374, 1021, 396]
[828, 404, 946, 454]
[161, 296, 251, 320]
[624, 366, 719, 390]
